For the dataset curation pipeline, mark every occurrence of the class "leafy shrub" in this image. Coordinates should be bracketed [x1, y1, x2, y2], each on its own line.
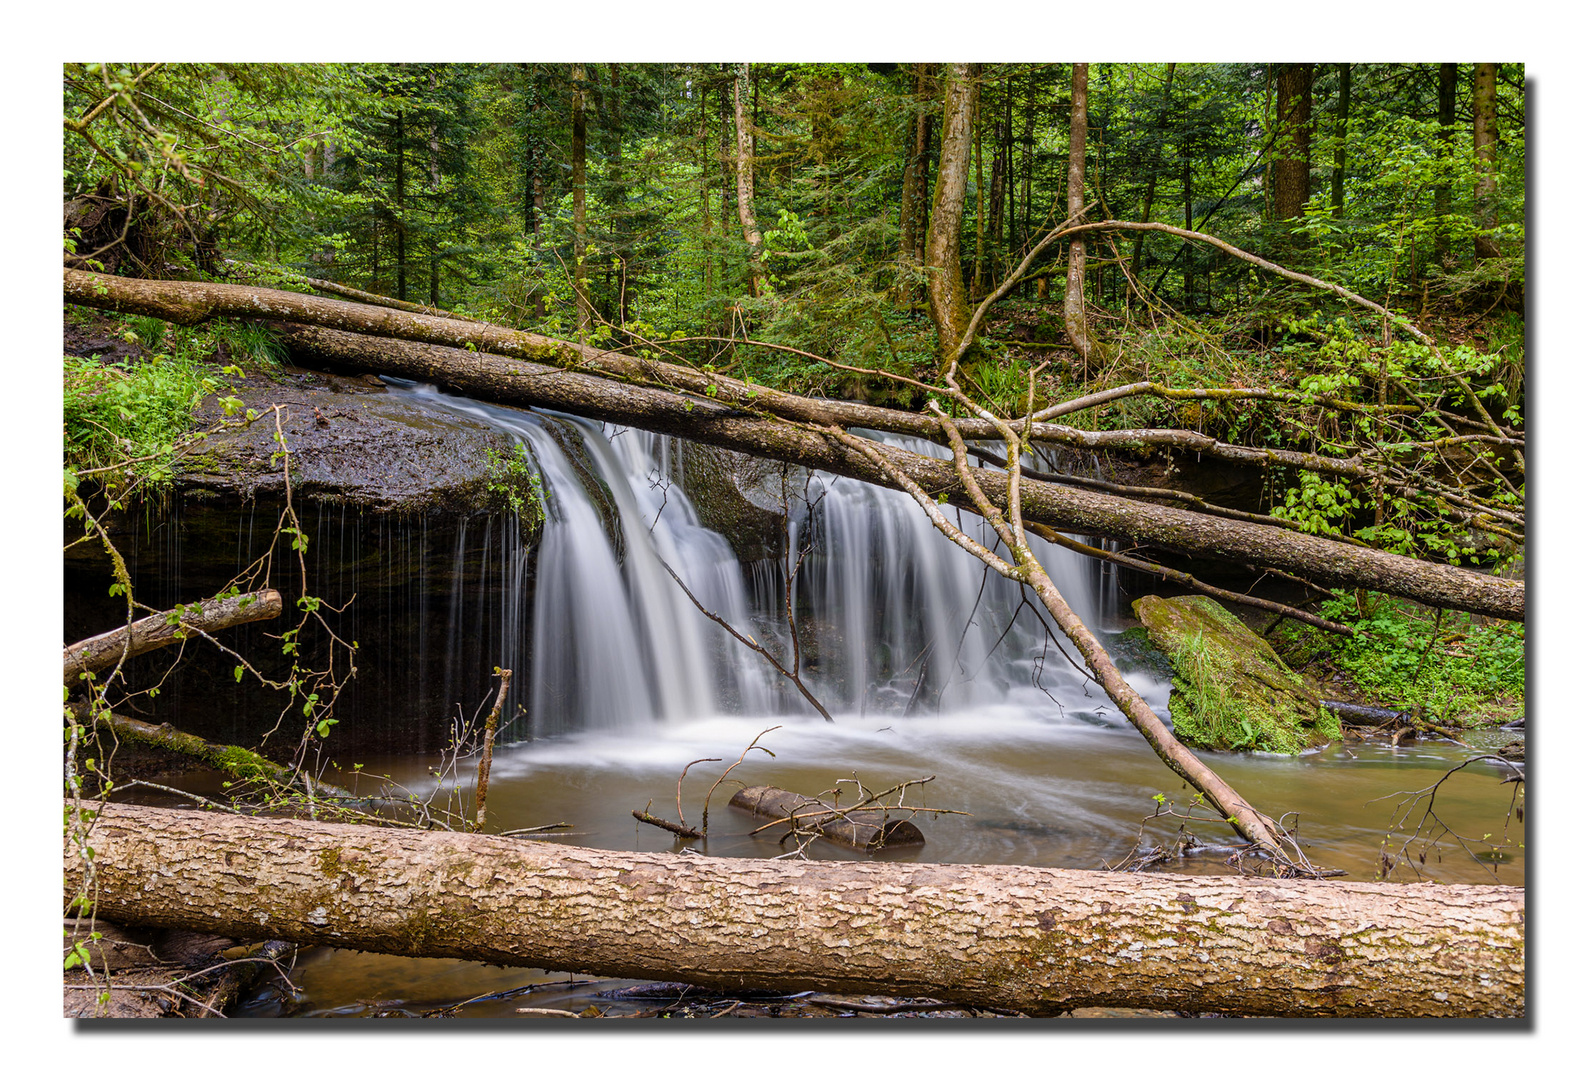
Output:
[1274, 591, 1523, 726]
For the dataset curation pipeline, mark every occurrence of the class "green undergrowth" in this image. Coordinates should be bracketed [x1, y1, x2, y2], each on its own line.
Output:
[63, 314, 281, 488]
[1273, 590, 1524, 727]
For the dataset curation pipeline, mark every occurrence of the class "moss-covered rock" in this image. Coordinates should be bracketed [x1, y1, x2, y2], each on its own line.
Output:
[1131, 594, 1338, 754]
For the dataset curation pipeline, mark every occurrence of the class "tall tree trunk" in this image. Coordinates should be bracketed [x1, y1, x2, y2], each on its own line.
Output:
[1063, 62, 1099, 373]
[427, 81, 442, 310]
[1331, 63, 1351, 219]
[1272, 63, 1313, 223]
[1129, 64, 1175, 289]
[926, 63, 976, 373]
[1435, 62, 1458, 265]
[895, 65, 925, 307]
[606, 63, 630, 324]
[988, 73, 1006, 275]
[732, 62, 764, 298]
[72, 802, 1524, 1018]
[1473, 62, 1501, 260]
[521, 64, 546, 317]
[570, 64, 593, 337]
[973, 88, 986, 296]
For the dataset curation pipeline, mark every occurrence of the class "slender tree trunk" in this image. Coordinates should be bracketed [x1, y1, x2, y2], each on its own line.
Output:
[1020, 68, 1035, 272]
[988, 73, 1006, 274]
[1435, 62, 1457, 264]
[1273, 63, 1313, 222]
[895, 66, 925, 307]
[73, 802, 1525, 1017]
[973, 87, 986, 296]
[732, 62, 764, 298]
[1473, 62, 1501, 260]
[1063, 63, 1098, 373]
[570, 64, 593, 337]
[926, 63, 977, 373]
[1331, 63, 1350, 219]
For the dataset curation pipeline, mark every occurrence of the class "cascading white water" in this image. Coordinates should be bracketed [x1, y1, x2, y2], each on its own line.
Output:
[788, 431, 1108, 716]
[391, 383, 771, 735]
[388, 383, 1131, 735]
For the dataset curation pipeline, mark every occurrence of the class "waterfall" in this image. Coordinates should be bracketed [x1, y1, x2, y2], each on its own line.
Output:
[788, 431, 1107, 716]
[389, 384, 1123, 736]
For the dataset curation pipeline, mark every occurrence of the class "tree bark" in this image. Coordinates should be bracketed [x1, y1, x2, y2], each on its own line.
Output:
[1473, 62, 1501, 260]
[60, 270, 1524, 621]
[926, 63, 976, 373]
[63, 589, 282, 686]
[1272, 63, 1313, 222]
[727, 785, 926, 849]
[732, 62, 764, 298]
[70, 802, 1525, 1017]
[895, 64, 928, 307]
[1063, 62, 1099, 371]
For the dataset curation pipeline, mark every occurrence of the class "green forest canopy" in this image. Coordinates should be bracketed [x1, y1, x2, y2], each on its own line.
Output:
[62, 62, 1524, 567]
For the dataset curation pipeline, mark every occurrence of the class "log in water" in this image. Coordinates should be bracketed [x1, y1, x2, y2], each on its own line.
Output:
[728, 784, 927, 849]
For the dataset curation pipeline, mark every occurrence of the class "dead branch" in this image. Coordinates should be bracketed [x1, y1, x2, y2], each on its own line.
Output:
[471, 668, 512, 832]
[63, 589, 282, 686]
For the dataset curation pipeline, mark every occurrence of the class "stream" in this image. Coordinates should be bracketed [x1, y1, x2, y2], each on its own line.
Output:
[126, 383, 1526, 1017]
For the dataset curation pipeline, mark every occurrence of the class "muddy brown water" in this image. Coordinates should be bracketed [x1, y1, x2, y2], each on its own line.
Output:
[214, 712, 1522, 1018]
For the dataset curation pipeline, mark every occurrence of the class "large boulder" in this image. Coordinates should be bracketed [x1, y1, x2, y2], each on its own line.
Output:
[1131, 594, 1337, 754]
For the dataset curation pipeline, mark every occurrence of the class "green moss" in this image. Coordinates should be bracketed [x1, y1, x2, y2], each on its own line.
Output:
[210, 744, 274, 781]
[1134, 594, 1331, 754]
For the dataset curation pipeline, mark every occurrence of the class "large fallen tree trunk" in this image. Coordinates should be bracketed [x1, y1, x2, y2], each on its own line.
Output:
[72, 803, 1523, 1017]
[61, 269, 1389, 479]
[61, 270, 1522, 621]
[269, 321, 1521, 621]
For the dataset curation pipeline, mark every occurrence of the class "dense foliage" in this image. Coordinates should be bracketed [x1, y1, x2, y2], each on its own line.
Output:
[63, 61, 1525, 569]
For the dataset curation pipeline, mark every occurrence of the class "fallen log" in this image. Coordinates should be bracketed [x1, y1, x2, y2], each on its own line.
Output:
[1323, 700, 1421, 728]
[68, 702, 353, 801]
[267, 322, 1519, 623]
[71, 803, 1523, 1017]
[728, 784, 927, 849]
[63, 589, 282, 685]
[62, 270, 1524, 621]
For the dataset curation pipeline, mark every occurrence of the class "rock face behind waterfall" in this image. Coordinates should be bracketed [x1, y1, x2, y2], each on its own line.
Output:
[64, 371, 543, 756]
[675, 442, 800, 563]
[1132, 594, 1336, 754]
